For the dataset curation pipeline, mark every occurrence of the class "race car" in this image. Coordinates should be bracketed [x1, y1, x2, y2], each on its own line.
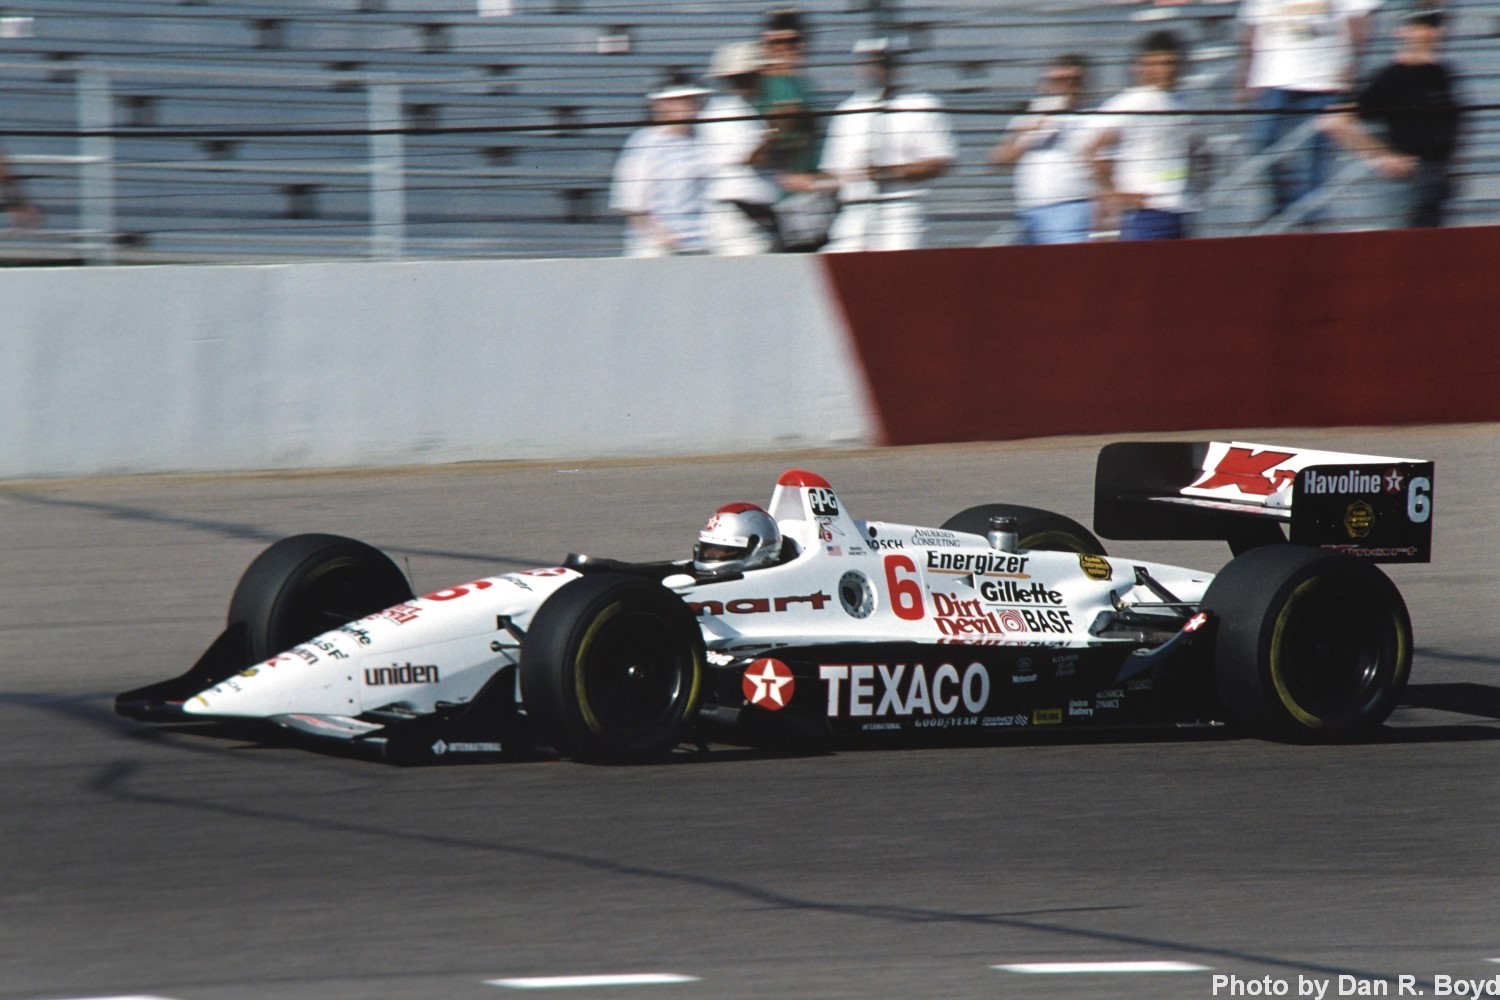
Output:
[115, 441, 1434, 764]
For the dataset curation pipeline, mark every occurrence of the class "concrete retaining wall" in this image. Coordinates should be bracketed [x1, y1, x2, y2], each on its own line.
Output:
[0, 255, 873, 479]
[820, 226, 1500, 445]
[5, 226, 1496, 481]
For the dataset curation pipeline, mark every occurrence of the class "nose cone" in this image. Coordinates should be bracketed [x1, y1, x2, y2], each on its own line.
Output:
[182, 657, 359, 718]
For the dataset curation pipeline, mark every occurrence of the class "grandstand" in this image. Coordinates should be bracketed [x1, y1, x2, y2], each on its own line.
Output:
[0, 0, 1494, 263]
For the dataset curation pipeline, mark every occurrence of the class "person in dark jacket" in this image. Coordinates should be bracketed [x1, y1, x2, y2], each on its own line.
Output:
[1321, 6, 1461, 228]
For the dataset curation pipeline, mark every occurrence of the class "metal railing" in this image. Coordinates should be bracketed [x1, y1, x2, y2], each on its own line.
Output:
[3, 53, 1496, 263]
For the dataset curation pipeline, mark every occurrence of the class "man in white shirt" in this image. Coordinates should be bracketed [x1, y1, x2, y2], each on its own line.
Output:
[819, 38, 956, 252]
[1085, 30, 1196, 241]
[990, 54, 1095, 244]
[1237, 0, 1380, 220]
[699, 42, 779, 255]
[609, 77, 712, 257]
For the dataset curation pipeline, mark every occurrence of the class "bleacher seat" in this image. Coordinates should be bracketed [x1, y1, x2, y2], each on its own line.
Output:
[0, 0, 1495, 261]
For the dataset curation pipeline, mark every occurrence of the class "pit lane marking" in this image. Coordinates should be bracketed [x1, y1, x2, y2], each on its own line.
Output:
[487, 973, 700, 989]
[995, 960, 1211, 974]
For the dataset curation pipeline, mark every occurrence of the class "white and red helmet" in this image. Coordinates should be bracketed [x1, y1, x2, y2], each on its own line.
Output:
[693, 502, 782, 575]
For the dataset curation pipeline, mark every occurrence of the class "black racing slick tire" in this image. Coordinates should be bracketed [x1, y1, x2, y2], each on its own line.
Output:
[1202, 545, 1412, 742]
[940, 504, 1106, 555]
[521, 573, 705, 763]
[228, 533, 415, 662]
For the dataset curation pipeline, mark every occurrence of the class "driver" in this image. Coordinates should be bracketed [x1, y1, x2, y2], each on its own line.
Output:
[692, 503, 783, 575]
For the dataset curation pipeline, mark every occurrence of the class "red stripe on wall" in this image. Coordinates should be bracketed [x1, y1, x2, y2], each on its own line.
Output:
[819, 228, 1499, 446]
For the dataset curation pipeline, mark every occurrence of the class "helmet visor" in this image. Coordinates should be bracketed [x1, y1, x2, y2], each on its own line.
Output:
[695, 541, 749, 565]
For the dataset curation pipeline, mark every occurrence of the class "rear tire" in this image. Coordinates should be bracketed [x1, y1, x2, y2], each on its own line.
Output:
[941, 503, 1105, 555]
[521, 574, 705, 762]
[1203, 545, 1411, 741]
[228, 534, 415, 662]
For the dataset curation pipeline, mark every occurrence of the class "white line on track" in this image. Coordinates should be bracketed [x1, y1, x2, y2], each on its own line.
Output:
[995, 961, 1211, 974]
[487, 973, 701, 990]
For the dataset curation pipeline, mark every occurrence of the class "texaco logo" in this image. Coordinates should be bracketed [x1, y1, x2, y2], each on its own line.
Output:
[742, 658, 795, 711]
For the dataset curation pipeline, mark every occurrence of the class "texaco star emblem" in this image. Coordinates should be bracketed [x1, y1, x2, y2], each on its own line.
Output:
[742, 658, 795, 710]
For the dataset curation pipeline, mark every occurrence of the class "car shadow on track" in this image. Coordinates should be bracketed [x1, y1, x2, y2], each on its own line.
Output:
[61, 719, 1461, 996]
[1402, 681, 1500, 717]
[17, 682, 1500, 773]
[1378, 681, 1500, 742]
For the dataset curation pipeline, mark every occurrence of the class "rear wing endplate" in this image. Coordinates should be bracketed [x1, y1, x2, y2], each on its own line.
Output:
[1094, 441, 1433, 563]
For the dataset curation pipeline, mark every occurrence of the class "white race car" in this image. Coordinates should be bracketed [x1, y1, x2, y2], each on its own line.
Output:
[116, 441, 1433, 763]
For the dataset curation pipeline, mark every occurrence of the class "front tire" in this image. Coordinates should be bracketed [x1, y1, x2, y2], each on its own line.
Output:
[941, 503, 1105, 555]
[228, 533, 415, 662]
[521, 574, 705, 762]
[1203, 545, 1411, 742]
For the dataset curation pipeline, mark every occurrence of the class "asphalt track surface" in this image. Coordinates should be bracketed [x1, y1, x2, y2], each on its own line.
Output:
[3, 425, 1497, 1000]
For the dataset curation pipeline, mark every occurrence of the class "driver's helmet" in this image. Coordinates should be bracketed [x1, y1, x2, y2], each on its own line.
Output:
[692, 502, 782, 575]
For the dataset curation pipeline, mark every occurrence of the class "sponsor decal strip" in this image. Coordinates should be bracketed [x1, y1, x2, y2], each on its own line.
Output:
[821, 662, 990, 718]
[365, 663, 441, 686]
[690, 592, 830, 617]
[487, 973, 700, 989]
[925, 550, 1030, 576]
[994, 961, 1211, 974]
[1302, 468, 1383, 495]
[1321, 545, 1420, 558]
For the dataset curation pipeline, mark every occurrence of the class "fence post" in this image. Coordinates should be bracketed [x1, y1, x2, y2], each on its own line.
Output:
[77, 67, 117, 266]
[368, 81, 405, 258]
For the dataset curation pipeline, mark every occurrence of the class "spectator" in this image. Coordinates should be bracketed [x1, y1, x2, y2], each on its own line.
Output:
[990, 54, 1095, 245]
[1321, 7, 1461, 229]
[1237, 0, 1379, 222]
[1085, 30, 1198, 241]
[756, 8, 823, 190]
[819, 37, 955, 252]
[0, 141, 42, 230]
[609, 75, 711, 257]
[700, 42, 779, 255]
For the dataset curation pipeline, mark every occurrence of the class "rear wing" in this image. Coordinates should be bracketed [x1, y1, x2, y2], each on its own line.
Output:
[1094, 441, 1434, 563]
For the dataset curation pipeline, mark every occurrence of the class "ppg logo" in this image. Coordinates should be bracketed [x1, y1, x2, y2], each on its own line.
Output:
[808, 488, 839, 517]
